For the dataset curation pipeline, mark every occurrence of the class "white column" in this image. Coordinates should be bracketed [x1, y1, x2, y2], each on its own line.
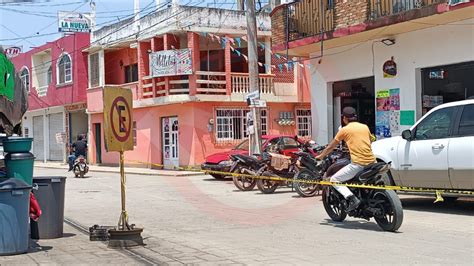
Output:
[264, 37, 271, 74]
[43, 111, 49, 162]
[311, 66, 332, 144]
[98, 50, 105, 86]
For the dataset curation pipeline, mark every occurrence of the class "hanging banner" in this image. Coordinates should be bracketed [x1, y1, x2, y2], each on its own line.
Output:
[149, 49, 192, 78]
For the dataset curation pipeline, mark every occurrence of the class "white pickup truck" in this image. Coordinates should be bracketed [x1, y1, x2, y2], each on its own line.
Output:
[372, 99, 474, 194]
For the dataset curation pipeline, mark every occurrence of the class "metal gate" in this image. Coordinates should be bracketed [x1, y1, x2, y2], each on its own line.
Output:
[32, 116, 44, 161]
[48, 113, 64, 161]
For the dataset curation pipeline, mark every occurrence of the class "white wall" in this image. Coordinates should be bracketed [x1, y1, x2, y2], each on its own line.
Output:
[310, 18, 474, 144]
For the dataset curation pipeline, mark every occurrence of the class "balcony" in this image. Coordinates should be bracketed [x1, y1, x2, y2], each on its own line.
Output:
[270, 0, 474, 56]
[140, 71, 277, 98]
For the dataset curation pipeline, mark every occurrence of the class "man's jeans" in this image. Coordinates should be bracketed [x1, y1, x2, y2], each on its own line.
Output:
[68, 155, 76, 170]
[330, 163, 364, 199]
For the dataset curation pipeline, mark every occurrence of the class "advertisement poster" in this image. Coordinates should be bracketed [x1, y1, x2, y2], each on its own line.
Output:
[389, 88, 400, 110]
[149, 49, 192, 77]
[383, 58, 397, 78]
[375, 88, 401, 139]
[389, 111, 400, 134]
[376, 111, 391, 139]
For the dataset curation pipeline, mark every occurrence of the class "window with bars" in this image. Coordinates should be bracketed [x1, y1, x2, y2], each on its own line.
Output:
[24, 128, 29, 138]
[132, 121, 137, 146]
[20, 67, 30, 92]
[124, 63, 138, 83]
[57, 54, 72, 84]
[89, 53, 99, 87]
[215, 108, 268, 141]
[296, 109, 312, 137]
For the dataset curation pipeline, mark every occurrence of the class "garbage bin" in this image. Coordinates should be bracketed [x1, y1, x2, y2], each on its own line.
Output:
[0, 178, 31, 255]
[5, 152, 35, 185]
[30, 176, 66, 239]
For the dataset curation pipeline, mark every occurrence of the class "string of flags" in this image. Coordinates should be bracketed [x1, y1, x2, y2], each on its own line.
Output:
[197, 32, 311, 72]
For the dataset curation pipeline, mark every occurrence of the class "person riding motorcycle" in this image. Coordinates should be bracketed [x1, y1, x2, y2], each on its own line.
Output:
[68, 134, 87, 172]
[316, 106, 376, 212]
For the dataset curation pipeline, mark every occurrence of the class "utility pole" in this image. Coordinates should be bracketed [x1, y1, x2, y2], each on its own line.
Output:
[245, 0, 262, 155]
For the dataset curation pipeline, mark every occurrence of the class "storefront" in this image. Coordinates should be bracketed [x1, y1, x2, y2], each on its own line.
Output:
[310, 18, 474, 144]
[421, 61, 474, 115]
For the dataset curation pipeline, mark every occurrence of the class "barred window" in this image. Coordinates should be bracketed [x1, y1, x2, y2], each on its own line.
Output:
[216, 108, 268, 141]
[89, 53, 99, 87]
[20, 67, 30, 92]
[296, 109, 312, 137]
[57, 54, 72, 84]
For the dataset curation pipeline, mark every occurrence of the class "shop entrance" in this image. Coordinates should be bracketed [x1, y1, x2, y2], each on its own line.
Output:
[421, 61, 474, 115]
[332, 77, 375, 135]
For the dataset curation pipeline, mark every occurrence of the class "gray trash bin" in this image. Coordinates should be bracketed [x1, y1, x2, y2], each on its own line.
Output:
[31, 176, 66, 239]
[0, 178, 31, 255]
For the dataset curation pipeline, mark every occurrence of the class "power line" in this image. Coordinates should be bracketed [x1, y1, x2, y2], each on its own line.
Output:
[0, 1, 84, 7]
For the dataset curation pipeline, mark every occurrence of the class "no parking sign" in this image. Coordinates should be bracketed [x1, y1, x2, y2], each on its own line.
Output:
[103, 87, 134, 152]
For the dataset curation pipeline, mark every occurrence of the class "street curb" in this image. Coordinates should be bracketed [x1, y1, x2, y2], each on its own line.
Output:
[35, 165, 204, 177]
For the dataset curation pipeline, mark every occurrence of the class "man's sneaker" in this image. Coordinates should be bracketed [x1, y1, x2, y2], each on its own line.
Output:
[346, 195, 361, 212]
[68, 167, 73, 172]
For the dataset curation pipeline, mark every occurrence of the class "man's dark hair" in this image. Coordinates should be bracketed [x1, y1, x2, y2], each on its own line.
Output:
[77, 134, 83, 141]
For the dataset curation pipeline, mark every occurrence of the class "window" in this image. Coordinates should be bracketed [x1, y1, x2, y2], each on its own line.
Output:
[24, 128, 29, 138]
[215, 108, 268, 141]
[20, 67, 29, 91]
[89, 53, 99, 87]
[458, 105, 474, 137]
[57, 54, 72, 84]
[124, 63, 138, 83]
[296, 109, 312, 137]
[415, 107, 456, 140]
[47, 65, 52, 85]
[132, 121, 137, 146]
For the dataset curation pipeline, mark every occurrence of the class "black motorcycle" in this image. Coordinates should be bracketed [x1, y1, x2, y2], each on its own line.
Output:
[229, 154, 268, 191]
[322, 161, 404, 232]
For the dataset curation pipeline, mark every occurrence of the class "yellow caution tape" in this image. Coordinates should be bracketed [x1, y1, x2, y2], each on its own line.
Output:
[126, 160, 474, 197]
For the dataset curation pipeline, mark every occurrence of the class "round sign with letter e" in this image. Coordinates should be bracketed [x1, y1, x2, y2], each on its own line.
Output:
[103, 87, 134, 152]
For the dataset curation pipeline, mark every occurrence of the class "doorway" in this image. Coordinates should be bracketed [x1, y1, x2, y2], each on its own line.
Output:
[162, 117, 179, 168]
[332, 77, 375, 135]
[94, 123, 102, 164]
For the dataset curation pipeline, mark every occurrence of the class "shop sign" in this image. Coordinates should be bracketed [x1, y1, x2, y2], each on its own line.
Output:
[149, 49, 192, 77]
[2, 45, 22, 58]
[383, 57, 397, 78]
[65, 102, 87, 112]
[55, 132, 66, 144]
[429, 70, 446, 80]
[58, 11, 92, 33]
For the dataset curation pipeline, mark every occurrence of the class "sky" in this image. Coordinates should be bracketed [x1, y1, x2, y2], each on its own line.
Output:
[0, 0, 242, 52]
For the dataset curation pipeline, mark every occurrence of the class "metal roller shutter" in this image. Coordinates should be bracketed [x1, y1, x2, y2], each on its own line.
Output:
[49, 113, 64, 161]
[32, 116, 44, 161]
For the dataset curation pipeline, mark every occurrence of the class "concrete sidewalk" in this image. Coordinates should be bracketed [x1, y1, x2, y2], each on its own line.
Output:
[35, 162, 203, 177]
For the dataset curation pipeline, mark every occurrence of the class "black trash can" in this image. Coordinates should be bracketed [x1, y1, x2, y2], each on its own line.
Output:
[31, 176, 66, 239]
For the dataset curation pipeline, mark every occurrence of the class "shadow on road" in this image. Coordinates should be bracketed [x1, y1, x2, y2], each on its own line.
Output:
[401, 197, 474, 216]
[319, 219, 399, 233]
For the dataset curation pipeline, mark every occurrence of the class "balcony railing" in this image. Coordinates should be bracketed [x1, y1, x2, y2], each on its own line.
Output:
[369, 0, 446, 19]
[231, 73, 274, 94]
[140, 71, 275, 99]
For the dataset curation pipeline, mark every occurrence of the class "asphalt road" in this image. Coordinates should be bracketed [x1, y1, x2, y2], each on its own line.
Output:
[2, 167, 473, 265]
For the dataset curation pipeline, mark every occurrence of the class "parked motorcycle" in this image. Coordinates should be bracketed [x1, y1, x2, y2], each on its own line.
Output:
[293, 144, 349, 197]
[322, 161, 403, 232]
[229, 154, 268, 191]
[73, 155, 89, 178]
[256, 151, 299, 194]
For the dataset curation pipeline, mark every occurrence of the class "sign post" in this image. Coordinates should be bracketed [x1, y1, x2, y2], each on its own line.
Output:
[103, 87, 143, 247]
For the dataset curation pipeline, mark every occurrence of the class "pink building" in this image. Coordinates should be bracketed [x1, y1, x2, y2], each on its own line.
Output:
[11, 33, 90, 161]
[86, 5, 311, 168]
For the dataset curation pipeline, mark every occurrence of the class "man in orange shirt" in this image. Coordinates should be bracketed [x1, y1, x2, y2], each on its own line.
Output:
[316, 107, 376, 212]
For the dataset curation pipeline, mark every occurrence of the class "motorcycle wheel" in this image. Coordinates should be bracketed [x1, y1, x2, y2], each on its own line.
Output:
[73, 166, 80, 178]
[256, 171, 279, 194]
[232, 167, 256, 191]
[373, 190, 403, 232]
[294, 169, 321, 198]
[322, 187, 347, 222]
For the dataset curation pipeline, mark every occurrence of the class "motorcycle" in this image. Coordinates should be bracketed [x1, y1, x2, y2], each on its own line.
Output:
[229, 154, 268, 191]
[73, 155, 89, 178]
[321, 161, 404, 232]
[293, 144, 349, 197]
[256, 151, 299, 194]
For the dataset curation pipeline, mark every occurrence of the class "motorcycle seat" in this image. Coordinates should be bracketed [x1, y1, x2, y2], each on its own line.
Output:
[352, 162, 387, 183]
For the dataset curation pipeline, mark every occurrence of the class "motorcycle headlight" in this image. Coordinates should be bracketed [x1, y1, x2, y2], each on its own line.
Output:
[219, 160, 233, 166]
